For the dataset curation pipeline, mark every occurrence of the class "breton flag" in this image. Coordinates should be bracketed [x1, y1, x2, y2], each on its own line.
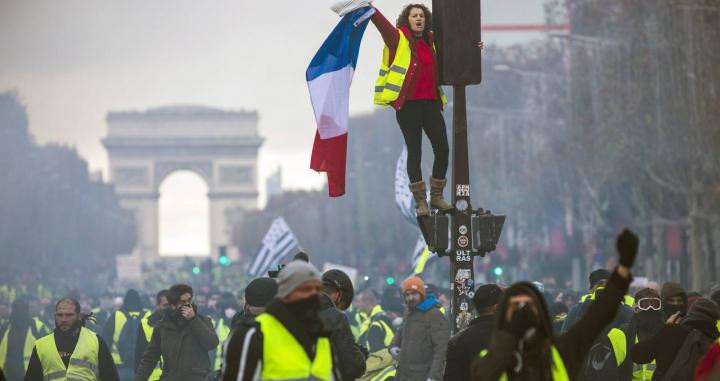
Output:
[411, 233, 437, 274]
[394, 145, 416, 224]
[308, 6, 375, 197]
[248, 217, 301, 277]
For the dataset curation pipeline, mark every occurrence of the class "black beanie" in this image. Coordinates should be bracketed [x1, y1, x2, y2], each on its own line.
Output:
[245, 278, 278, 307]
[589, 269, 610, 289]
[473, 284, 502, 311]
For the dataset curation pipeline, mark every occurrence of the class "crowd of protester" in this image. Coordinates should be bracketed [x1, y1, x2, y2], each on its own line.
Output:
[3, 230, 720, 380]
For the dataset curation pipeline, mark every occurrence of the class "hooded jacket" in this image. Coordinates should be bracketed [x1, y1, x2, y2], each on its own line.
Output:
[660, 282, 688, 319]
[472, 270, 631, 381]
[631, 298, 720, 380]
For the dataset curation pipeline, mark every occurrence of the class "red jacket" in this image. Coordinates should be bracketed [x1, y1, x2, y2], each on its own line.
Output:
[370, 8, 441, 110]
[695, 341, 720, 381]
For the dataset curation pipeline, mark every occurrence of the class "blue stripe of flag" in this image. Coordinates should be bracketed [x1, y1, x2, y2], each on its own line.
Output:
[306, 7, 373, 82]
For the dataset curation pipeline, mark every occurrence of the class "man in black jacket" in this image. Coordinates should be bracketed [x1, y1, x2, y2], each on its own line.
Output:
[472, 229, 638, 381]
[221, 260, 341, 381]
[444, 284, 501, 381]
[24, 297, 119, 381]
[319, 269, 367, 380]
[133, 289, 168, 377]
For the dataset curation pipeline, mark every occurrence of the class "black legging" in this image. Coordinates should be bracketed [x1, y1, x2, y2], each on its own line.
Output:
[395, 100, 449, 183]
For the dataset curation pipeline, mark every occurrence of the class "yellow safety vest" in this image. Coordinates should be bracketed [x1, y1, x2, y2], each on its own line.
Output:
[352, 309, 369, 341]
[580, 289, 634, 307]
[607, 328, 627, 367]
[632, 335, 655, 381]
[35, 327, 99, 381]
[480, 345, 569, 380]
[33, 317, 50, 337]
[370, 365, 396, 381]
[359, 305, 395, 349]
[255, 313, 333, 380]
[214, 318, 231, 370]
[373, 30, 447, 107]
[111, 310, 149, 365]
[139, 316, 163, 381]
[0, 323, 38, 371]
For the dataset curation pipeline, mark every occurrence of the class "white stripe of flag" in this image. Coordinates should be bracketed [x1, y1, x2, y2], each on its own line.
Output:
[248, 217, 300, 277]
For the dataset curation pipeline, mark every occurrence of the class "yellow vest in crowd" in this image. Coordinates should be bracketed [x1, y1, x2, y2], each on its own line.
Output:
[359, 305, 394, 349]
[0, 323, 39, 371]
[607, 327, 627, 367]
[374, 30, 447, 107]
[632, 335, 655, 381]
[349, 308, 368, 341]
[580, 290, 634, 307]
[369, 364, 396, 381]
[35, 327, 99, 381]
[139, 316, 162, 381]
[111, 309, 149, 365]
[214, 317, 231, 370]
[255, 313, 333, 380]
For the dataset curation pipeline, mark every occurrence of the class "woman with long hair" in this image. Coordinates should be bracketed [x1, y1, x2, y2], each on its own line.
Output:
[370, 3, 482, 216]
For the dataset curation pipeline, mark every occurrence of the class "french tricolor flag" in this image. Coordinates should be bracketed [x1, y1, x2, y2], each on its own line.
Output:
[307, 6, 375, 197]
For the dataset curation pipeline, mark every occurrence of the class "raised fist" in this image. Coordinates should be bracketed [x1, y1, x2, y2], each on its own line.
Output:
[616, 229, 639, 268]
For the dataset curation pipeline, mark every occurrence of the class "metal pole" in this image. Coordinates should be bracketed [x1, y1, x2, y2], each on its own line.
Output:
[449, 85, 475, 333]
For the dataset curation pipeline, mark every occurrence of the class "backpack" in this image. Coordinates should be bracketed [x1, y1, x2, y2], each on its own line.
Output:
[116, 311, 143, 364]
[662, 328, 714, 381]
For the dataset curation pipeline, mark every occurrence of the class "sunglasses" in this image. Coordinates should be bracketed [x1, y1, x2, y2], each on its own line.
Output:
[636, 297, 661, 311]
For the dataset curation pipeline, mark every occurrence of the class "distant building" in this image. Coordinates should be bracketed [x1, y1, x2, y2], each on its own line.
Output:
[266, 166, 283, 200]
[103, 105, 263, 261]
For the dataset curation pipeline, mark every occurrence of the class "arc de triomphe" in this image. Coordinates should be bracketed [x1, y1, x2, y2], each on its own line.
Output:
[103, 106, 263, 261]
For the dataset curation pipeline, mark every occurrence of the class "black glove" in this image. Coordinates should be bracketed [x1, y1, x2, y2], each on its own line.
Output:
[507, 304, 537, 340]
[356, 343, 369, 360]
[616, 229, 639, 268]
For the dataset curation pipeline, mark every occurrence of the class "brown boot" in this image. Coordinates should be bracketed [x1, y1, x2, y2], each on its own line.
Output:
[429, 177, 453, 211]
[408, 181, 430, 217]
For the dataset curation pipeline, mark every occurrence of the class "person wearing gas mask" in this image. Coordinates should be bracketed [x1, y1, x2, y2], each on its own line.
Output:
[221, 260, 341, 381]
[471, 229, 638, 381]
[133, 284, 219, 381]
[24, 297, 119, 381]
[390, 275, 449, 381]
[629, 288, 663, 381]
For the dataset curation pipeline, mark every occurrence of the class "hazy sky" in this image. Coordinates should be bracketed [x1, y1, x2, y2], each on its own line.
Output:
[0, 0, 545, 204]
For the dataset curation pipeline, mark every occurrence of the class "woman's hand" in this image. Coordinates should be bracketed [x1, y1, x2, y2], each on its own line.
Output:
[478, 41, 484, 49]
